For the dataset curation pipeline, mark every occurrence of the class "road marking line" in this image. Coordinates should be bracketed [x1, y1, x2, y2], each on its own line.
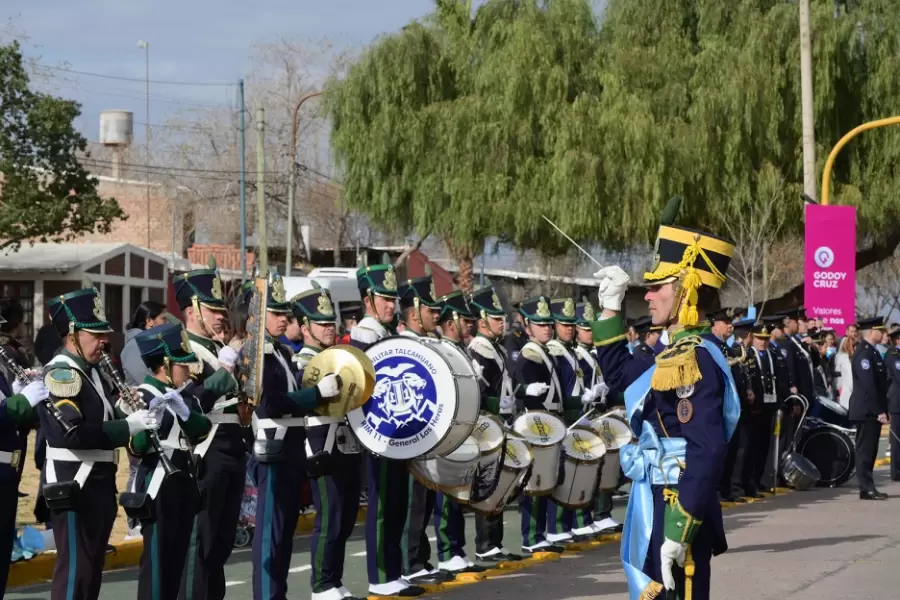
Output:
[225, 580, 245, 587]
[289, 565, 312, 573]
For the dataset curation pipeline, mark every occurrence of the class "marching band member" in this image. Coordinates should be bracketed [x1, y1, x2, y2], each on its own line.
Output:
[251, 272, 342, 600]
[0, 310, 48, 598]
[174, 264, 245, 600]
[396, 276, 453, 587]
[467, 286, 520, 563]
[40, 286, 159, 600]
[545, 297, 584, 544]
[127, 322, 212, 600]
[572, 301, 620, 536]
[591, 198, 740, 600]
[292, 287, 366, 600]
[512, 296, 566, 555]
[432, 290, 484, 575]
[348, 264, 425, 598]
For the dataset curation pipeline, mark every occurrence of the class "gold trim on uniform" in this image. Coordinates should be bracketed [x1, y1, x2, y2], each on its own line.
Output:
[272, 277, 286, 303]
[92, 293, 107, 321]
[583, 302, 595, 321]
[491, 292, 502, 310]
[318, 292, 335, 316]
[563, 298, 576, 318]
[383, 267, 398, 291]
[657, 226, 736, 258]
[536, 297, 551, 318]
[181, 329, 192, 353]
[212, 276, 224, 300]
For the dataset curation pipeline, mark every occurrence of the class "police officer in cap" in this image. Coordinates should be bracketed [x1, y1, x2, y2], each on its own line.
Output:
[512, 296, 566, 555]
[174, 262, 245, 600]
[591, 196, 740, 600]
[631, 316, 661, 368]
[886, 328, 900, 481]
[251, 272, 343, 599]
[431, 290, 485, 575]
[0, 310, 48, 598]
[849, 316, 890, 500]
[128, 322, 212, 600]
[292, 286, 366, 600]
[467, 286, 521, 561]
[40, 285, 159, 600]
[349, 264, 425, 598]
[396, 275, 453, 587]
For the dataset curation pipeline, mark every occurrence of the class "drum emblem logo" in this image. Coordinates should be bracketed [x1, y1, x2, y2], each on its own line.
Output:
[365, 358, 439, 440]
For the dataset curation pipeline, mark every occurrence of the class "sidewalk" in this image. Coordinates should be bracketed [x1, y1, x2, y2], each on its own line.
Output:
[434, 468, 899, 600]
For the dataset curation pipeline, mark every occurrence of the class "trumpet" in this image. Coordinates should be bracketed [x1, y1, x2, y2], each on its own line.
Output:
[0, 343, 75, 436]
[98, 352, 180, 477]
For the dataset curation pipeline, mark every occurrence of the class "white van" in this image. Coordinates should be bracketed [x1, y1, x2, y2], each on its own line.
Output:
[281, 275, 361, 323]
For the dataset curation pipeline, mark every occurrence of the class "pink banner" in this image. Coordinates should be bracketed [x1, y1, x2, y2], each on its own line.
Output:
[804, 204, 856, 336]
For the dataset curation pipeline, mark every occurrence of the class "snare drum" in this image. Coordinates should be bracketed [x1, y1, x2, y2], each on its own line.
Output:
[470, 436, 534, 516]
[513, 411, 566, 496]
[348, 336, 480, 460]
[553, 427, 606, 508]
[409, 435, 481, 503]
[470, 414, 507, 503]
[590, 414, 633, 490]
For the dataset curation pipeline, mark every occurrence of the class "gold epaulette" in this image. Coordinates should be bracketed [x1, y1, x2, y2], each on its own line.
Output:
[650, 335, 703, 392]
[44, 368, 82, 397]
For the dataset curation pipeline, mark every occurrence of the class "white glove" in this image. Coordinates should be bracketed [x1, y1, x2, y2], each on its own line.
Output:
[525, 382, 550, 397]
[217, 345, 239, 369]
[12, 379, 25, 395]
[20, 381, 49, 408]
[499, 396, 516, 411]
[660, 538, 687, 591]
[592, 382, 609, 400]
[126, 409, 159, 436]
[158, 390, 190, 421]
[317, 374, 341, 399]
[581, 389, 596, 406]
[593, 266, 631, 312]
[471, 359, 484, 381]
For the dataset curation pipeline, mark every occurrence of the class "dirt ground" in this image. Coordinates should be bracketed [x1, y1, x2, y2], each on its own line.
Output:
[16, 432, 134, 543]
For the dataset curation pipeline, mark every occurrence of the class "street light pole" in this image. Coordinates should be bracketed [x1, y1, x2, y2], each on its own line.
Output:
[286, 91, 322, 276]
[138, 40, 151, 249]
[799, 0, 817, 202]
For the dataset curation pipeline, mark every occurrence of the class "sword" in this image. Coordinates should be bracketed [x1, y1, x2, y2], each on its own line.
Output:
[541, 215, 604, 269]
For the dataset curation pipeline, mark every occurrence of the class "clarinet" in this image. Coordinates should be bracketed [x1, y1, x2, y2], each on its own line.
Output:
[0, 344, 75, 435]
[98, 352, 180, 477]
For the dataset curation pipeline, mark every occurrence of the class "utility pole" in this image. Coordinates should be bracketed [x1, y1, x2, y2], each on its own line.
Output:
[138, 40, 150, 249]
[799, 0, 817, 202]
[256, 107, 267, 273]
[286, 91, 322, 277]
[239, 79, 247, 280]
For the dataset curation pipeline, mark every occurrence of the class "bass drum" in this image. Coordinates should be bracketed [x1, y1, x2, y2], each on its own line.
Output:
[348, 336, 480, 460]
[409, 436, 481, 503]
[797, 420, 856, 488]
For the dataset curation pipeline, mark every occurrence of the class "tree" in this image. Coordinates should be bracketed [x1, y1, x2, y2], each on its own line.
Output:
[0, 41, 124, 250]
[328, 0, 900, 296]
[326, 0, 607, 291]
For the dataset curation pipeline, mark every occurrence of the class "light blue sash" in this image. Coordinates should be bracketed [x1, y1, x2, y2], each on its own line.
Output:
[619, 339, 741, 600]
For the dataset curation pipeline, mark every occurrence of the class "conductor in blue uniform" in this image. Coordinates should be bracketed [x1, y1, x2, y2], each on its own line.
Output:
[250, 272, 342, 600]
[591, 198, 740, 600]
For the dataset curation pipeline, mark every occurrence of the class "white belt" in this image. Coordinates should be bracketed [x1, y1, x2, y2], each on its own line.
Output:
[45, 445, 117, 488]
[0, 450, 22, 468]
[306, 416, 341, 427]
[208, 414, 241, 425]
[255, 417, 308, 429]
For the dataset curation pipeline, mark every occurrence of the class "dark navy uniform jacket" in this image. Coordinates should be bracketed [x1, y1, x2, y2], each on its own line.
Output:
[0, 371, 37, 484]
[185, 332, 245, 456]
[848, 340, 888, 422]
[596, 325, 729, 554]
[512, 342, 559, 412]
[632, 342, 657, 370]
[886, 348, 900, 414]
[469, 335, 507, 415]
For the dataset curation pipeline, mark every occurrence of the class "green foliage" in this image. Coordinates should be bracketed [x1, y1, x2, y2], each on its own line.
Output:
[0, 42, 124, 250]
[327, 0, 900, 270]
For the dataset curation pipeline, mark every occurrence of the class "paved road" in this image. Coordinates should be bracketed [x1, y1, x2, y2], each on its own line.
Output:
[435, 467, 900, 600]
[6, 501, 628, 600]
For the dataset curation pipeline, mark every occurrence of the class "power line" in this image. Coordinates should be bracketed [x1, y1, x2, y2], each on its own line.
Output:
[34, 63, 234, 87]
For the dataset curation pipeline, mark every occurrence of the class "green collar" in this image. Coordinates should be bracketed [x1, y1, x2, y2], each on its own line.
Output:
[142, 375, 170, 393]
[302, 344, 323, 353]
[61, 348, 91, 371]
[669, 325, 711, 345]
[187, 330, 219, 354]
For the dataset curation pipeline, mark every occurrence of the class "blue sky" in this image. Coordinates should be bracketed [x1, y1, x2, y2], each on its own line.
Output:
[6, 1, 440, 142]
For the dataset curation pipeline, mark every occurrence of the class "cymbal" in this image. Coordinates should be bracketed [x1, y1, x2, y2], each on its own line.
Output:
[301, 345, 376, 418]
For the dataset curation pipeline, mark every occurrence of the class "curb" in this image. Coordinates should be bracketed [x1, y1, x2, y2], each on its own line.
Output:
[875, 457, 890, 467]
[9, 506, 369, 588]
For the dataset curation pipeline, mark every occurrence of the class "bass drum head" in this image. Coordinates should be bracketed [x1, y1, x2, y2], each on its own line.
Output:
[348, 336, 461, 460]
[798, 424, 855, 488]
[472, 414, 506, 454]
[513, 411, 566, 447]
